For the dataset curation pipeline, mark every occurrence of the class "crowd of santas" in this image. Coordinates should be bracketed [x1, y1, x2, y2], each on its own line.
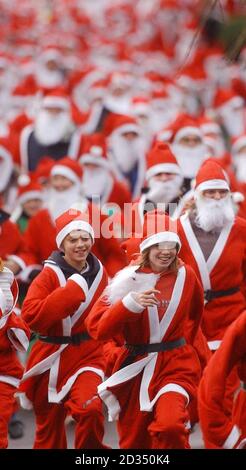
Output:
[0, 0, 246, 450]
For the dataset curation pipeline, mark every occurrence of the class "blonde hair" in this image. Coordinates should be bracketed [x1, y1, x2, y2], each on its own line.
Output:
[136, 245, 179, 273]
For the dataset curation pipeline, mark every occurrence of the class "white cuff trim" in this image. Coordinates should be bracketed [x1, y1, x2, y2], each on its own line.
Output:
[7, 255, 26, 271]
[223, 425, 241, 449]
[68, 274, 88, 297]
[122, 292, 145, 313]
[207, 340, 222, 350]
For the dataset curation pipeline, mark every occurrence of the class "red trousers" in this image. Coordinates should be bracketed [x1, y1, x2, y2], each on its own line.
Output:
[0, 382, 17, 448]
[27, 370, 107, 449]
[116, 376, 190, 449]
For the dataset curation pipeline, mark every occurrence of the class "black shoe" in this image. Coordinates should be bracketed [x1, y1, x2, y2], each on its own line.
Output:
[8, 418, 24, 439]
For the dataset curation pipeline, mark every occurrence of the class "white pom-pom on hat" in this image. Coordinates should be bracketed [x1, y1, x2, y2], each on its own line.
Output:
[18, 174, 31, 187]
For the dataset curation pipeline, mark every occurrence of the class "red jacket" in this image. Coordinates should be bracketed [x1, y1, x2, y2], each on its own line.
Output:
[198, 311, 246, 448]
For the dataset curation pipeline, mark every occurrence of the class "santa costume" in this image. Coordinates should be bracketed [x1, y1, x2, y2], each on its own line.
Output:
[0, 265, 30, 448]
[86, 213, 204, 449]
[18, 210, 108, 449]
[198, 311, 246, 449]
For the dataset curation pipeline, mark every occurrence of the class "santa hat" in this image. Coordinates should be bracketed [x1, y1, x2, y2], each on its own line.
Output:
[140, 210, 181, 253]
[199, 116, 222, 136]
[146, 142, 181, 180]
[213, 88, 243, 111]
[103, 113, 140, 138]
[17, 174, 44, 205]
[51, 157, 83, 184]
[171, 114, 202, 143]
[79, 134, 111, 169]
[34, 157, 55, 184]
[55, 210, 94, 249]
[231, 134, 246, 155]
[194, 160, 230, 193]
[41, 88, 70, 111]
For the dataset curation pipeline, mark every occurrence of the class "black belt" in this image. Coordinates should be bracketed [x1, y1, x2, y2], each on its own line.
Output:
[120, 337, 186, 369]
[204, 286, 240, 303]
[37, 331, 91, 345]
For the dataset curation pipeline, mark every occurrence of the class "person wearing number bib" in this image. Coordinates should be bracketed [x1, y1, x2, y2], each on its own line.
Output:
[86, 212, 204, 449]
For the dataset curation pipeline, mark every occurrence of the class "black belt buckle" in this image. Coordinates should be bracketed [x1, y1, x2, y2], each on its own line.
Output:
[204, 290, 213, 302]
[71, 333, 81, 345]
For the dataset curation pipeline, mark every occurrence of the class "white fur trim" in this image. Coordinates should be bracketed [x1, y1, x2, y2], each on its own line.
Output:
[174, 126, 202, 142]
[105, 266, 159, 305]
[223, 425, 241, 449]
[67, 274, 88, 297]
[146, 163, 180, 180]
[232, 136, 246, 155]
[200, 122, 221, 134]
[51, 165, 81, 184]
[7, 328, 29, 352]
[140, 231, 181, 253]
[122, 292, 145, 313]
[111, 123, 140, 137]
[17, 392, 33, 410]
[7, 255, 26, 271]
[18, 190, 44, 205]
[207, 340, 222, 350]
[56, 220, 94, 248]
[0, 289, 6, 313]
[218, 96, 244, 111]
[0, 375, 20, 387]
[42, 96, 70, 110]
[79, 154, 111, 169]
[196, 179, 230, 192]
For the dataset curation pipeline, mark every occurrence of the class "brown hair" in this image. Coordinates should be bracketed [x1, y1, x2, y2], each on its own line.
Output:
[136, 244, 179, 273]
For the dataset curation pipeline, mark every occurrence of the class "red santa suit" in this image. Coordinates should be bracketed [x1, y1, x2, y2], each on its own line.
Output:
[0, 267, 30, 448]
[198, 311, 246, 449]
[86, 229, 204, 449]
[18, 211, 108, 449]
[178, 162, 246, 348]
[0, 210, 29, 272]
[23, 201, 126, 278]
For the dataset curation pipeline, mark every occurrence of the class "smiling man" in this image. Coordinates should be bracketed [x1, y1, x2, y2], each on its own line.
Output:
[19, 209, 109, 449]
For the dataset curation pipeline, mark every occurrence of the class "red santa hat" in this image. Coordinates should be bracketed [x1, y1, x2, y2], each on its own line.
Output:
[51, 157, 83, 185]
[41, 88, 71, 111]
[171, 114, 202, 143]
[146, 142, 181, 180]
[79, 134, 111, 169]
[17, 174, 44, 205]
[55, 210, 94, 249]
[34, 157, 55, 184]
[194, 159, 230, 193]
[140, 210, 181, 253]
[103, 113, 140, 138]
[213, 88, 244, 111]
[231, 134, 246, 155]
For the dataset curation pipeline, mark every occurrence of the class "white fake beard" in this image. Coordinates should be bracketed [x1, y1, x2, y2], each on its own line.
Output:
[234, 153, 246, 182]
[34, 110, 74, 145]
[110, 134, 143, 173]
[147, 175, 183, 204]
[46, 186, 82, 220]
[36, 65, 63, 88]
[204, 136, 226, 158]
[83, 167, 111, 198]
[171, 143, 208, 178]
[194, 194, 235, 232]
[221, 108, 245, 137]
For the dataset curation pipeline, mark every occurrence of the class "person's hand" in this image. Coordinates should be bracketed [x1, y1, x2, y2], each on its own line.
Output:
[131, 289, 160, 308]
